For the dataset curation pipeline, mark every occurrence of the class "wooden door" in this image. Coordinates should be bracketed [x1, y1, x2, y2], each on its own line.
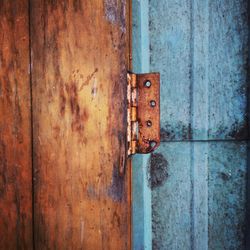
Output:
[0, 1, 131, 249]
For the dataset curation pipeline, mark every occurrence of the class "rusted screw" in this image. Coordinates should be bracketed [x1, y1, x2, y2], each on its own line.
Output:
[150, 100, 156, 107]
[144, 80, 151, 88]
[146, 120, 152, 127]
[149, 141, 157, 148]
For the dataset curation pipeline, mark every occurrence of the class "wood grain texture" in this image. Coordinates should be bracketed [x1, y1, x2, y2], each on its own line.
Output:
[0, 1, 33, 249]
[30, 0, 130, 249]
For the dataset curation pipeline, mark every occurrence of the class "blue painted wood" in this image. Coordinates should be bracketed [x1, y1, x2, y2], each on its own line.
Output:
[149, 0, 249, 141]
[208, 143, 247, 249]
[150, 142, 247, 249]
[132, 0, 249, 249]
[132, 1, 152, 249]
[132, 155, 152, 250]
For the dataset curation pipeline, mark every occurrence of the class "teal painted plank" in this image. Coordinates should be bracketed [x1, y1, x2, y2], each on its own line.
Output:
[207, 0, 248, 140]
[132, 0, 150, 72]
[208, 142, 247, 249]
[149, 0, 249, 140]
[132, 155, 151, 250]
[150, 0, 192, 140]
[132, 0, 249, 249]
[150, 142, 247, 250]
[150, 143, 192, 250]
[132, 1, 152, 249]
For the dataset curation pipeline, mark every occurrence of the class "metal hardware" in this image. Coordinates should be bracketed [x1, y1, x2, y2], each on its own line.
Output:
[127, 72, 160, 156]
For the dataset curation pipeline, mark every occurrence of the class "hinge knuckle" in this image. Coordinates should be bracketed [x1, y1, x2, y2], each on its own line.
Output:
[127, 72, 160, 157]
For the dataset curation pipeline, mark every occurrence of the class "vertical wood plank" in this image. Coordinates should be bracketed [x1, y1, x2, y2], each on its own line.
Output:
[0, 1, 33, 249]
[30, 0, 130, 249]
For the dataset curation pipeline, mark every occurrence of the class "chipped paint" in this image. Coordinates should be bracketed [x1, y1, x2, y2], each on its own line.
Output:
[104, 0, 126, 33]
[147, 153, 168, 189]
[107, 163, 125, 202]
[104, 0, 118, 24]
[91, 78, 98, 99]
[161, 122, 192, 141]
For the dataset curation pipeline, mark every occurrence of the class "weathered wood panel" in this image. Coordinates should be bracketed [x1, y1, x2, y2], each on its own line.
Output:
[30, 0, 130, 249]
[0, 1, 33, 249]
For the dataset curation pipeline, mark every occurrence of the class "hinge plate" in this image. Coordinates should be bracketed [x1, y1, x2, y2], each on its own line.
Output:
[127, 72, 160, 156]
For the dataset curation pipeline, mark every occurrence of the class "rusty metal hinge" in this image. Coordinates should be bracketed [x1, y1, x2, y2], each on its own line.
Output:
[127, 72, 160, 156]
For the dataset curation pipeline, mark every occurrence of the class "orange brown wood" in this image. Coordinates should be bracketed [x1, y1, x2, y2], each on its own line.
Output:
[30, 0, 131, 249]
[0, 1, 33, 249]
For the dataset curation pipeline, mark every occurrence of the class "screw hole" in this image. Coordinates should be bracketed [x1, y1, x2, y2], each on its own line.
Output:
[144, 80, 151, 88]
[146, 120, 152, 127]
[150, 100, 156, 107]
[149, 141, 157, 149]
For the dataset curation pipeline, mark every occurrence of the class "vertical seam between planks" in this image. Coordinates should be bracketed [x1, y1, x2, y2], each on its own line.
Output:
[245, 0, 250, 247]
[190, 0, 210, 248]
[160, 138, 250, 142]
[189, 0, 195, 248]
[28, 0, 35, 249]
[128, 1, 133, 249]
[205, 0, 210, 247]
[143, 1, 152, 249]
[205, 0, 210, 142]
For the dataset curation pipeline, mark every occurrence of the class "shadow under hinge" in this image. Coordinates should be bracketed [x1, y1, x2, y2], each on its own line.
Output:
[127, 72, 160, 156]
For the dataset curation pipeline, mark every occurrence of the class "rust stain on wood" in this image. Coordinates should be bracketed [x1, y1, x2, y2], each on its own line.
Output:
[31, 0, 131, 249]
[0, 1, 33, 249]
[79, 68, 98, 91]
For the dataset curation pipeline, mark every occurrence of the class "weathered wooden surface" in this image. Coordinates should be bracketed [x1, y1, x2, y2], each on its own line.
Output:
[30, 0, 130, 249]
[0, 1, 33, 249]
